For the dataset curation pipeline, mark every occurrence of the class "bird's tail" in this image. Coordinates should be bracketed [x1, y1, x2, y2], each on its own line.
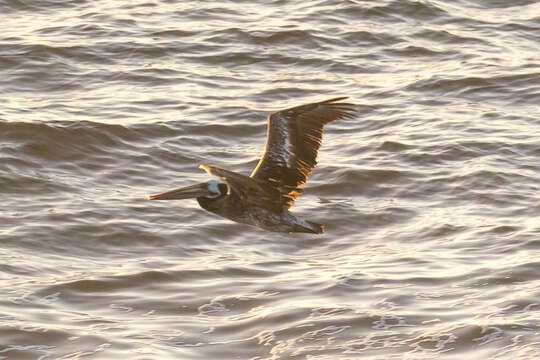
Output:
[305, 221, 324, 234]
[288, 214, 325, 234]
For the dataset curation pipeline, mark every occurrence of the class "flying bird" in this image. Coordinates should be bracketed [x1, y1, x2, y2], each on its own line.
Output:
[149, 97, 356, 233]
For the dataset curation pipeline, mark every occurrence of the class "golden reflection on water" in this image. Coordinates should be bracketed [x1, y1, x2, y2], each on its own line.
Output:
[2, 0, 540, 359]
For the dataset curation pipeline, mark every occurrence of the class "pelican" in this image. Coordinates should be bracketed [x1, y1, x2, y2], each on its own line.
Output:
[149, 97, 356, 233]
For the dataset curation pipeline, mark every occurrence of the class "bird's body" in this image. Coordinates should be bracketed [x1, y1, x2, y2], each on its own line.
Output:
[196, 167, 324, 233]
[199, 194, 321, 233]
[149, 97, 356, 233]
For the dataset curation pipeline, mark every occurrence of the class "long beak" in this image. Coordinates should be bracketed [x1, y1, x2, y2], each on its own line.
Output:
[148, 183, 210, 200]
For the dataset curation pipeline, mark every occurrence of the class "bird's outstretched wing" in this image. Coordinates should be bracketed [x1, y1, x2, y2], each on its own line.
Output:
[199, 164, 284, 212]
[250, 97, 356, 207]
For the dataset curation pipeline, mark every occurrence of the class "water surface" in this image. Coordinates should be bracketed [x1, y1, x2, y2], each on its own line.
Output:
[1, 0, 540, 359]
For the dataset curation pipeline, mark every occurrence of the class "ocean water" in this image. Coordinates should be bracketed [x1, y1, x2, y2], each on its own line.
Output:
[1, 0, 540, 359]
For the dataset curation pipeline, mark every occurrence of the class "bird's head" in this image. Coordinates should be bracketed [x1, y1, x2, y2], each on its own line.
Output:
[148, 179, 228, 201]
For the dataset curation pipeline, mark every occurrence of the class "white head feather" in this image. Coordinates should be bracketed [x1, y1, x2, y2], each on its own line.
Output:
[206, 179, 227, 198]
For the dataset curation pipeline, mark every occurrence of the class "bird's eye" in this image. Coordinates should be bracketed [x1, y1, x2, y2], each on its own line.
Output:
[218, 183, 228, 195]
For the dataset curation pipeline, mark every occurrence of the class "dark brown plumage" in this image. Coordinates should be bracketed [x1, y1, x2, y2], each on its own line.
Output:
[250, 97, 356, 207]
[149, 97, 356, 233]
